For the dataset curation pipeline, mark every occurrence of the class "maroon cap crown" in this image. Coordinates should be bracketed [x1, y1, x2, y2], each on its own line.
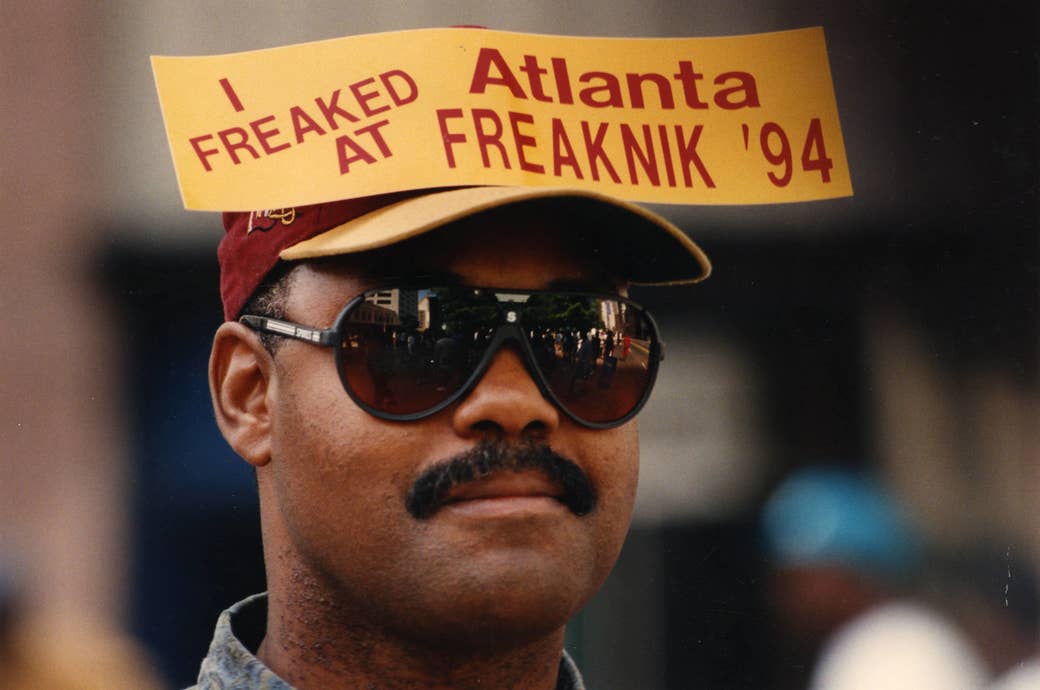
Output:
[218, 190, 421, 320]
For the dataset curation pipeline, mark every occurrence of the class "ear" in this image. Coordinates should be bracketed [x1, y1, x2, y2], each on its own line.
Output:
[209, 321, 276, 467]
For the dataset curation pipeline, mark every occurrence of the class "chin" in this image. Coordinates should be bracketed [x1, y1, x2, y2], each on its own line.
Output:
[422, 594, 578, 653]
[394, 555, 600, 653]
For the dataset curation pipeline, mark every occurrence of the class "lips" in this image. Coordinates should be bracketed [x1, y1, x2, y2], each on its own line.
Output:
[439, 470, 570, 518]
[444, 471, 566, 505]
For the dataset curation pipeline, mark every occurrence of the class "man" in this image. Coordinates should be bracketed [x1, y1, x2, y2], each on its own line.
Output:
[761, 467, 989, 690]
[197, 185, 710, 689]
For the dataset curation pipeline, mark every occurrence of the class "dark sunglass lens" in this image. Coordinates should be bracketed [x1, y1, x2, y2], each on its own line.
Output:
[336, 287, 497, 415]
[527, 295, 656, 424]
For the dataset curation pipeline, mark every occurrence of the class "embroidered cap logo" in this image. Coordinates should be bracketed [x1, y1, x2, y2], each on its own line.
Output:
[247, 208, 297, 234]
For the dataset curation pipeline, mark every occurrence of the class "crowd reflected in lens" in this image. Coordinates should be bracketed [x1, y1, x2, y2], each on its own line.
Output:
[336, 287, 658, 423]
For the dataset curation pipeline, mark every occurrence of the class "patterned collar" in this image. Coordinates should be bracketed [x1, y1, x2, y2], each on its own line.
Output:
[190, 593, 587, 690]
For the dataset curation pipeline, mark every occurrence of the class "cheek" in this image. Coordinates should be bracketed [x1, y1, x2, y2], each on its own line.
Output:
[592, 423, 639, 508]
[580, 422, 640, 567]
[265, 355, 420, 567]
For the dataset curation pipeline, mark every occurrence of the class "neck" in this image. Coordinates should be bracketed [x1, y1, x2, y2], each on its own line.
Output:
[258, 570, 569, 690]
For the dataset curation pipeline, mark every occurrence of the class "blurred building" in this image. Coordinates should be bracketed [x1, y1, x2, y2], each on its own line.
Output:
[2, 2, 1036, 688]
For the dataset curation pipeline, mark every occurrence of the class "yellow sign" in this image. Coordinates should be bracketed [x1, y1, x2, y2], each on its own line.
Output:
[152, 27, 852, 211]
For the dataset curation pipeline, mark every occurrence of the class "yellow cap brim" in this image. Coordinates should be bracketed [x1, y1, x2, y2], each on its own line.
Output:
[280, 186, 711, 285]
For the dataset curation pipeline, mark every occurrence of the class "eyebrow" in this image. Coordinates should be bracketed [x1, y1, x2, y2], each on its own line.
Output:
[365, 269, 465, 286]
[365, 270, 619, 294]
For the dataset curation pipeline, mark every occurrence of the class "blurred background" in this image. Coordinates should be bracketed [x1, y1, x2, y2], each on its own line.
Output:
[0, 1, 1036, 688]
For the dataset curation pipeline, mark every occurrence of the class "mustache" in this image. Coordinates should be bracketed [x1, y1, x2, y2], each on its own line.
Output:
[405, 441, 597, 519]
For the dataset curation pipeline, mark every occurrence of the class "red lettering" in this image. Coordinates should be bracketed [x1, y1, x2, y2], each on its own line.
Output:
[354, 119, 392, 158]
[713, 72, 760, 109]
[336, 133, 377, 174]
[249, 115, 290, 155]
[315, 90, 360, 130]
[581, 121, 621, 183]
[551, 58, 573, 105]
[472, 108, 510, 169]
[350, 77, 390, 117]
[621, 124, 660, 186]
[289, 106, 326, 143]
[800, 118, 833, 182]
[189, 134, 220, 172]
[675, 124, 715, 187]
[436, 108, 466, 168]
[579, 73, 623, 108]
[469, 47, 526, 98]
[551, 118, 583, 179]
[657, 125, 677, 187]
[673, 61, 708, 109]
[380, 70, 418, 106]
[217, 127, 260, 165]
[761, 122, 792, 186]
[218, 77, 245, 112]
[508, 111, 544, 174]
[626, 73, 674, 109]
[520, 55, 552, 102]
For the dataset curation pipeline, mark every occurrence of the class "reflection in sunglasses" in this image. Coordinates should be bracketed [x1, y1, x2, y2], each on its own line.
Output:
[242, 285, 662, 428]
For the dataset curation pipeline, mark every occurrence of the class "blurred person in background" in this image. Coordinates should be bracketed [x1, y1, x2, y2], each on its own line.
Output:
[761, 466, 990, 690]
[989, 657, 1040, 690]
[985, 550, 1040, 689]
[0, 555, 164, 690]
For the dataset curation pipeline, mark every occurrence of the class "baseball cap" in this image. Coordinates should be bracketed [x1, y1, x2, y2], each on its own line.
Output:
[761, 467, 922, 582]
[219, 185, 712, 321]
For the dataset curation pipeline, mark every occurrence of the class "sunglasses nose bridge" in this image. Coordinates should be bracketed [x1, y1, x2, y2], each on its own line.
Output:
[468, 322, 552, 395]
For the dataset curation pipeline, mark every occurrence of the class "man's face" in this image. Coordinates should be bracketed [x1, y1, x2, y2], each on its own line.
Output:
[258, 210, 640, 650]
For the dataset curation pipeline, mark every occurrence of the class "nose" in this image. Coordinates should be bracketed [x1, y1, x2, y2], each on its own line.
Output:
[451, 345, 560, 440]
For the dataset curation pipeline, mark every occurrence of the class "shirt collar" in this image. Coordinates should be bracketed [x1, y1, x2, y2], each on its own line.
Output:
[194, 593, 587, 690]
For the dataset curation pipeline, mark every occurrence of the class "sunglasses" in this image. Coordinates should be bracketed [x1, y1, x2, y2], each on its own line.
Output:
[240, 285, 664, 429]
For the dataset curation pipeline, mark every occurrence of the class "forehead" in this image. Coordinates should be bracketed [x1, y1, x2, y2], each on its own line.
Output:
[407, 212, 615, 287]
[287, 204, 623, 317]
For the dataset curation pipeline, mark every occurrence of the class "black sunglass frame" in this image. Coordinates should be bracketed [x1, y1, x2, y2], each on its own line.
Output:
[239, 286, 665, 429]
